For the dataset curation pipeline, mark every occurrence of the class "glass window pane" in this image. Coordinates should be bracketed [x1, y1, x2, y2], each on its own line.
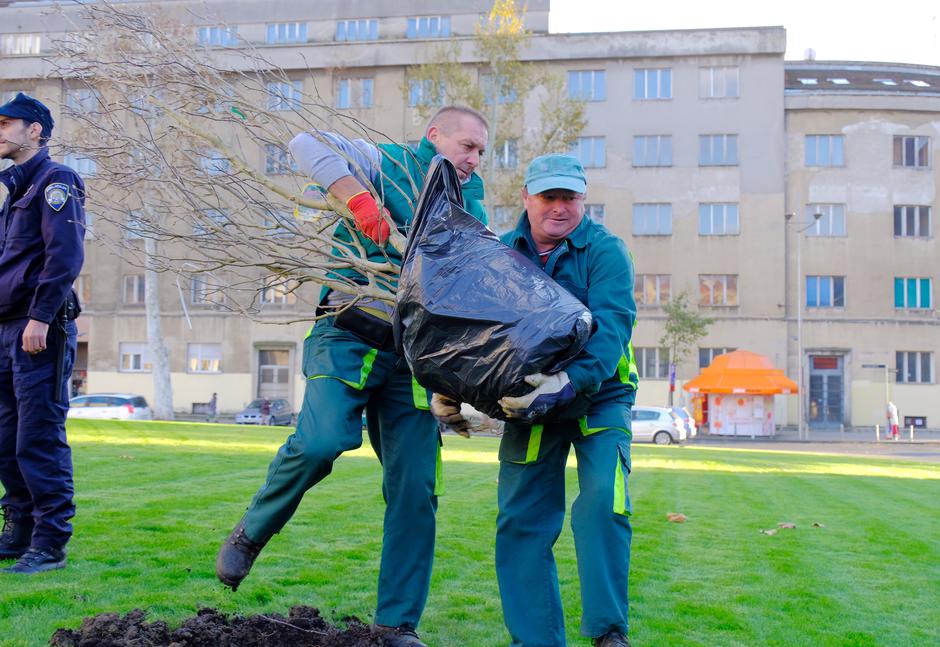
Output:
[634, 71, 644, 99]
[806, 276, 818, 306]
[834, 277, 845, 307]
[907, 278, 917, 307]
[894, 278, 904, 307]
[921, 278, 931, 307]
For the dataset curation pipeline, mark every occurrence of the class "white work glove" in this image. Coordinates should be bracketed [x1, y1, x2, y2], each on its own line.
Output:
[498, 371, 576, 422]
[431, 393, 470, 437]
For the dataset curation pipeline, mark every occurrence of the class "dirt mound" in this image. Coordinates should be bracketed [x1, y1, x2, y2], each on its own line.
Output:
[50, 606, 390, 646]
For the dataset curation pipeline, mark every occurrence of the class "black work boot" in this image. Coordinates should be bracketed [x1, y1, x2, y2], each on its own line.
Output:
[374, 625, 427, 647]
[1, 546, 67, 574]
[0, 507, 33, 560]
[592, 630, 631, 647]
[215, 519, 268, 591]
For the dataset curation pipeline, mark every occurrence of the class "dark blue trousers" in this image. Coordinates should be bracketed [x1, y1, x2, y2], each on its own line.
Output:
[0, 318, 77, 550]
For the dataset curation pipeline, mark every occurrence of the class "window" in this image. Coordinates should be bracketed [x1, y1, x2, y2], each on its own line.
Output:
[805, 135, 845, 167]
[336, 19, 378, 42]
[635, 274, 670, 306]
[74, 274, 91, 307]
[62, 153, 96, 178]
[699, 275, 738, 306]
[126, 211, 145, 240]
[194, 209, 229, 236]
[699, 134, 738, 166]
[408, 79, 445, 107]
[632, 204, 672, 236]
[805, 204, 846, 237]
[336, 77, 374, 109]
[199, 150, 230, 176]
[0, 90, 28, 104]
[83, 211, 95, 240]
[494, 139, 518, 169]
[633, 135, 672, 167]
[1, 33, 41, 56]
[894, 277, 932, 309]
[585, 204, 605, 225]
[123, 275, 145, 305]
[267, 81, 302, 111]
[894, 205, 931, 238]
[482, 74, 517, 104]
[119, 342, 152, 372]
[699, 203, 739, 235]
[190, 273, 224, 305]
[492, 206, 517, 233]
[65, 88, 99, 113]
[188, 343, 222, 373]
[197, 26, 238, 47]
[636, 347, 669, 379]
[699, 347, 737, 369]
[896, 351, 933, 384]
[264, 144, 298, 175]
[894, 136, 929, 167]
[806, 275, 845, 308]
[406, 16, 451, 38]
[266, 22, 307, 44]
[568, 70, 606, 101]
[261, 278, 299, 305]
[570, 136, 605, 168]
[699, 66, 739, 98]
[634, 68, 671, 100]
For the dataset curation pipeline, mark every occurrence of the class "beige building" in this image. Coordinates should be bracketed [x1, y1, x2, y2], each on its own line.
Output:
[1, 0, 937, 429]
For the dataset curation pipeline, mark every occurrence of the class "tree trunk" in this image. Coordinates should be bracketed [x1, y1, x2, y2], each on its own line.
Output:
[144, 234, 174, 420]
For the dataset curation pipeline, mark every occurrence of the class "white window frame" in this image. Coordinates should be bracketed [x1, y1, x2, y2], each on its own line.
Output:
[806, 275, 845, 308]
[494, 139, 519, 169]
[196, 26, 238, 47]
[123, 275, 145, 305]
[63, 153, 97, 178]
[699, 274, 738, 306]
[893, 135, 929, 168]
[266, 22, 307, 44]
[336, 19, 378, 42]
[633, 135, 672, 167]
[187, 343, 222, 374]
[699, 347, 737, 369]
[805, 204, 847, 237]
[570, 136, 606, 168]
[632, 203, 672, 236]
[264, 144, 297, 175]
[699, 134, 738, 166]
[408, 79, 445, 107]
[699, 66, 739, 98]
[585, 204, 605, 224]
[896, 351, 934, 384]
[261, 278, 299, 305]
[267, 81, 302, 111]
[636, 346, 670, 379]
[805, 135, 845, 167]
[635, 274, 671, 306]
[406, 16, 451, 39]
[1, 33, 41, 56]
[125, 211, 145, 240]
[699, 203, 740, 235]
[119, 342, 153, 373]
[200, 150, 231, 176]
[336, 77, 375, 109]
[193, 209, 229, 236]
[634, 68, 671, 100]
[894, 277, 932, 309]
[894, 205, 931, 238]
[568, 70, 606, 102]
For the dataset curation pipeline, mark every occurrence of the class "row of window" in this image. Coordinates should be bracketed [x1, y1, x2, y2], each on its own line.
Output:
[636, 347, 935, 383]
[120, 342, 221, 373]
[567, 67, 740, 102]
[634, 274, 934, 309]
[116, 274, 298, 307]
[194, 16, 453, 47]
[805, 134, 930, 168]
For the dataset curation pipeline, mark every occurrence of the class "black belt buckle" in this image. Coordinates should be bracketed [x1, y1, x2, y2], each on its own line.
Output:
[333, 307, 395, 351]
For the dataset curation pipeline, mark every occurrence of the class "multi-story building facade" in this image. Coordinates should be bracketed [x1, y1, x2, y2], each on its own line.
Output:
[1, 0, 937, 429]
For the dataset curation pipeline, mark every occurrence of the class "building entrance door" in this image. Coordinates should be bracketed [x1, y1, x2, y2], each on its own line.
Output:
[257, 348, 290, 402]
[808, 355, 843, 427]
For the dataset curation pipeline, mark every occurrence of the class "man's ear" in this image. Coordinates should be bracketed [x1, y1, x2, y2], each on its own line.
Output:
[426, 125, 439, 144]
[27, 121, 43, 142]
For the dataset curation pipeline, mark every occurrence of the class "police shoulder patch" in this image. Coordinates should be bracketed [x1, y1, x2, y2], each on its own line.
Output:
[44, 182, 70, 212]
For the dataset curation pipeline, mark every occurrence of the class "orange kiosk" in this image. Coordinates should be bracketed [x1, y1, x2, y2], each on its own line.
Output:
[683, 350, 797, 437]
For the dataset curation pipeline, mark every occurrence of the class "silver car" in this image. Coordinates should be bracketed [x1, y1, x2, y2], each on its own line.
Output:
[235, 398, 294, 426]
[67, 393, 154, 420]
[631, 406, 687, 445]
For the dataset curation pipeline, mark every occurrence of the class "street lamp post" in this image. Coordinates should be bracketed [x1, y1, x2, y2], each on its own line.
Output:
[786, 212, 822, 441]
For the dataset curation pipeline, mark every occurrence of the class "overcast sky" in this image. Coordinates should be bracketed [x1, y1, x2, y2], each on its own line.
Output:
[549, 0, 940, 66]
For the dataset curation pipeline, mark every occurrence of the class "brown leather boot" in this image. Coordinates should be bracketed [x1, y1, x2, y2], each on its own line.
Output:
[215, 519, 267, 591]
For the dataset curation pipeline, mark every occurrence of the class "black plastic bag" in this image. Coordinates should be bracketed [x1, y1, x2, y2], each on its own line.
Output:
[393, 155, 593, 420]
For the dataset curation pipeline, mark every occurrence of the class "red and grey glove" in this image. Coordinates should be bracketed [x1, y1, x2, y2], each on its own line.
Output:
[345, 190, 391, 245]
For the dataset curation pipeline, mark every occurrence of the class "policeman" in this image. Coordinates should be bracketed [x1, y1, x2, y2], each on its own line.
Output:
[0, 93, 85, 574]
[432, 155, 638, 646]
[215, 106, 488, 647]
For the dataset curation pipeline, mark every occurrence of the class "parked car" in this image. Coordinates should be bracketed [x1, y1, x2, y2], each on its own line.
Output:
[631, 406, 686, 445]
[67, 393, 153, 420]
[671, 406, 698, 438]
[235, 398, 294, 426]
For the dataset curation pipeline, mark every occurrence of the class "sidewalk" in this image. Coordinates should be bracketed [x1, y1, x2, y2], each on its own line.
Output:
[693, 425, 940, 444]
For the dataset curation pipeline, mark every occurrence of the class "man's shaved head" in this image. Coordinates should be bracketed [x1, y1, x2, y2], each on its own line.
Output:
[427, 105, 488, 136]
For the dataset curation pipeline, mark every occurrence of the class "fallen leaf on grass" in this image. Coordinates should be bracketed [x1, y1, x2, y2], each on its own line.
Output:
[666, 512, 687, 523]
[777, 522, 797, 529]
[812, 522, 825, 528]
[120, 455, 135, 460]
[760, 528, 778, 536]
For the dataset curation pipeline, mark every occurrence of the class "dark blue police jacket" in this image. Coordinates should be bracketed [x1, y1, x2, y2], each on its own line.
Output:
[0, 148, 85, 322]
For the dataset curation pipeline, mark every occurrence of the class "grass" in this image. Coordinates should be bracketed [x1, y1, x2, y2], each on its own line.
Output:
[0, 419, 937, 646]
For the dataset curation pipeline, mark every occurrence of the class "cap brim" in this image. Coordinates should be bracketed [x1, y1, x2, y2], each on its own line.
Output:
[526, 176, 587, 195]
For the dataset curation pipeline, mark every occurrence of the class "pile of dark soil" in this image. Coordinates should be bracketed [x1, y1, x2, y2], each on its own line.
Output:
[50, 606, 391, 646]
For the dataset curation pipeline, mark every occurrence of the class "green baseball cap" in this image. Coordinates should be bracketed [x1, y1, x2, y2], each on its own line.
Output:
[524, 154, 586, 195]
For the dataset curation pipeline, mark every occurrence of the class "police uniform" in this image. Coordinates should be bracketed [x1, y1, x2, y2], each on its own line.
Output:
[0, 94, 85, 573]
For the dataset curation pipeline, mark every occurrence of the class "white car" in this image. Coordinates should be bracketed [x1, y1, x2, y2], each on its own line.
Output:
[67, 393, 154, 420]
[631, 406, 686, 445]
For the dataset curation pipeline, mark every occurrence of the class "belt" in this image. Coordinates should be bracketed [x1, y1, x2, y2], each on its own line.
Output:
[333, 306, 396, 352]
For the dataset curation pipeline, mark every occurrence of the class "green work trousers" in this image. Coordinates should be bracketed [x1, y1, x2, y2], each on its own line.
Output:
[241, 319, 440, 630]
[496, 423, 632, 646]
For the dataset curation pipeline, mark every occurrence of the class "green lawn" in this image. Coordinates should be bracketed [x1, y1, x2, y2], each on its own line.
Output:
[0, 420, 937, 646]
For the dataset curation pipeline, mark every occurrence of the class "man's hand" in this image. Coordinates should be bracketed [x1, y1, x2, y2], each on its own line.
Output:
[498, 371, 576, 422]
[431, 393, 473, 437]
[345, 191, 391, 246]
[21, 319, 50, 355]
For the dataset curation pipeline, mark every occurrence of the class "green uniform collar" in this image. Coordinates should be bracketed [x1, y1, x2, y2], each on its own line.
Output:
[505, 212, 592, 253]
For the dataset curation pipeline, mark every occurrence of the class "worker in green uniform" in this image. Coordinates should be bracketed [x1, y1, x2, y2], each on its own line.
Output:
[216, 106, 488, 647]
[432, 154, 637, 646]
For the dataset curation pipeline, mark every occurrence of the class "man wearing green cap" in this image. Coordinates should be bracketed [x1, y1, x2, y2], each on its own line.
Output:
[433, 153, 637, 646]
